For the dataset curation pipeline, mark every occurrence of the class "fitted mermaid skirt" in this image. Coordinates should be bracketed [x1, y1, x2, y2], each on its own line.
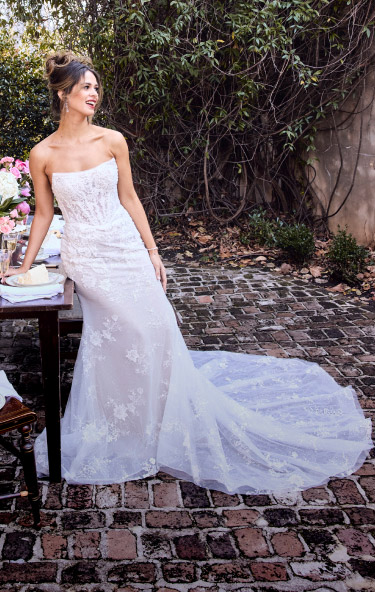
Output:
[34, 159, 373, 492]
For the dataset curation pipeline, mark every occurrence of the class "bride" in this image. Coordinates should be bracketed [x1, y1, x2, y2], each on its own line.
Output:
[6, 51, 372, 492]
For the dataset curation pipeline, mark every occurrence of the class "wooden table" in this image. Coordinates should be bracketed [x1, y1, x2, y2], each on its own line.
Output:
[0, 279, 74, 482]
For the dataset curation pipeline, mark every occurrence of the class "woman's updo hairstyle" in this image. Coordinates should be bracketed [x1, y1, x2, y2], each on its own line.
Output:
[45, 50, 103, 120]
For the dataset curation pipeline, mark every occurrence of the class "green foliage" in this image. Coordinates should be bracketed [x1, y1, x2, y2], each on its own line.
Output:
[241, 210, 315, 263]
[0, 196, 24, 214]
[240, 209, 283, 247]
[327, 227, 368, 284]
[0, 29, 55, 158]
[275, 223, 315, 263]
[3, 0, 374, 221]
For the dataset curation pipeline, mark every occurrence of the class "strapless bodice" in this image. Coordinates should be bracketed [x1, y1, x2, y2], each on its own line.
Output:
[52, 158, 123, 227]
[52, 157, 144, 258]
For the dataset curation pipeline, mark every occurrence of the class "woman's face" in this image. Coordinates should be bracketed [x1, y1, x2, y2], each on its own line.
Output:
[64, 71, 99, 117]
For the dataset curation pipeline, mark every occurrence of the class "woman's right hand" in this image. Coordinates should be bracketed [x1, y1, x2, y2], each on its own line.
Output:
[1, 265, 29, 283]
[7, 265, 29, 276]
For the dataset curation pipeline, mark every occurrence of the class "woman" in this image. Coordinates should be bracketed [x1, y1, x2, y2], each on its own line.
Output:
[6, 51, 372, 491]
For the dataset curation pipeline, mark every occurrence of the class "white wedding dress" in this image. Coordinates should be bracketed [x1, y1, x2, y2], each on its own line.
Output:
[34, 158, 373, 493]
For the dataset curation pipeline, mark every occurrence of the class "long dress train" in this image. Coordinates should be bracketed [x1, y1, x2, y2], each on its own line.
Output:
[34, 158, 373, 493]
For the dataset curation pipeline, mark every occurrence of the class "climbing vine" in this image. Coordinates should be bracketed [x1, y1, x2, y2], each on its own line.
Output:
[4, 0, 375, 224]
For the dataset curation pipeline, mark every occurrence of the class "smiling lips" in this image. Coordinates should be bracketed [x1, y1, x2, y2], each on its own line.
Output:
[86, 101, 96, 109]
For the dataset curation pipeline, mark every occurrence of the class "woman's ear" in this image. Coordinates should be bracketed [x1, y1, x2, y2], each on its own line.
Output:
[57, 90, 65, 102]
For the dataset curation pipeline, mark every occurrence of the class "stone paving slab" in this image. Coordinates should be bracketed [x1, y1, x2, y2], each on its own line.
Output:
[0, 265, 374, 591]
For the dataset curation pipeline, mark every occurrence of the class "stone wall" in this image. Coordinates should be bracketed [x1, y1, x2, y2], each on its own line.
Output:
[309, 67, 375, 247]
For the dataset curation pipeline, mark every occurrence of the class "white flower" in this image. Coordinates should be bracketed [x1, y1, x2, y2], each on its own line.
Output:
[82, 422, 106, 443]
[126, 348, 139, 363]
[0, 171, 19, 204]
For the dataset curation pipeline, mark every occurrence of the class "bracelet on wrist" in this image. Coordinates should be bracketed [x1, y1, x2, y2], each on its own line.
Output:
[146, 247, 158, 251]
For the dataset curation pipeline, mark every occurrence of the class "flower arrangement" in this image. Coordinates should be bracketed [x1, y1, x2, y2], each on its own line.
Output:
[0, 157, 31, 236]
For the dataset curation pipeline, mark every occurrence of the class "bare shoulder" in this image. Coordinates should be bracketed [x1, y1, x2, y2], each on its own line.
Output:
[29, 137, 54, 173]
[97, 126, 128, 155]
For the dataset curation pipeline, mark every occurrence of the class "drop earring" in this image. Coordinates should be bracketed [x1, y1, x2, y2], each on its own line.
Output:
[65, 99, 69, 113]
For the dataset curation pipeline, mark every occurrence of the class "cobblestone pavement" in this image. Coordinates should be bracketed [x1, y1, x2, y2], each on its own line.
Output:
[0, 264, 374, 592]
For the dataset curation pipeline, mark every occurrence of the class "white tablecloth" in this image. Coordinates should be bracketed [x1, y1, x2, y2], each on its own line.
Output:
[0, 371, 22, 403]
[0, 283, 64, 303]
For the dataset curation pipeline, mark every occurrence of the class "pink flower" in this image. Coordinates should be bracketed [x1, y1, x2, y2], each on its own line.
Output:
[0, 157, 14, 164]
[10, 166, 21, 179]
[0, 223, 12, 234]
[20, 187, 31, 197]
[0, 216, 16, 233]
[15, 159, 29, 173]
[9, 209, 18, 218]
[17, 201, 30, 214]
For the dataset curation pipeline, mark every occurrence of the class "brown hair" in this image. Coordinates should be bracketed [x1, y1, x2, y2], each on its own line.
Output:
[45, 50, 103, 121]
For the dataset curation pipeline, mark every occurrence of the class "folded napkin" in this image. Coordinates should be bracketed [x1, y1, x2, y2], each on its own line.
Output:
[13, 223, 29, 232]
[0, 283, 64, 303]
[0, 370, 22, 402]
[42, 232, 62, 256]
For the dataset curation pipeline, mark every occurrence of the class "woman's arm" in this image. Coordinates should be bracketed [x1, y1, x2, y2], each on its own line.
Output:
[4, 148, 54, 276]
[111, 132, 167, 292]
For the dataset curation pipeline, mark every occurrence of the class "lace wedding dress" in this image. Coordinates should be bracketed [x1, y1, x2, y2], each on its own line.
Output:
[35, 158, 373, 493]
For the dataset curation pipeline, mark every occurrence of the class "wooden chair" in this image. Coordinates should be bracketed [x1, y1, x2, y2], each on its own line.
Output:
[0, 398, 41, 528]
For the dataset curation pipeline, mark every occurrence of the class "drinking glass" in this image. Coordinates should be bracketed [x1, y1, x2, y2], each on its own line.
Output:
[3, 232, 19, 253]
[0, 249, 11, 276]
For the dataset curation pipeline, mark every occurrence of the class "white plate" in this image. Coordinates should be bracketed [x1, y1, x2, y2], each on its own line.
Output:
[20, 251, 48, 264]
[5, 272, 65, 288]
[0, 393, 5, 410]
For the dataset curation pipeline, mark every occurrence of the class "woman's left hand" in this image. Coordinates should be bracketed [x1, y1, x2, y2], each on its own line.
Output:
[149, 251, 167, 292]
